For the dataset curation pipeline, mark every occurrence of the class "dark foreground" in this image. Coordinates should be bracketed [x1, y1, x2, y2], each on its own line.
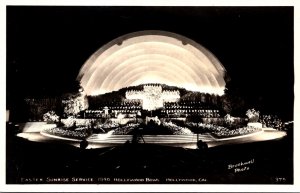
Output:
[6, 127, 293, 184]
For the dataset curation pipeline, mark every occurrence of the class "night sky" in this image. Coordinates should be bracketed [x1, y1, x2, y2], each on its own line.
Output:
[6, 6, 294, 120]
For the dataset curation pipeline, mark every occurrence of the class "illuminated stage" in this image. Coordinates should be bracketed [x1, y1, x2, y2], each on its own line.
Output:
[13, 29, 289, 155]
[16, 128, 287, 149]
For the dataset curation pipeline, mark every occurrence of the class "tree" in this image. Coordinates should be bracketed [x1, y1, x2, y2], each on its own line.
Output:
[221, 80, 246, 116]
[62, 88, 89, 117]
[246, 108, 260, 122]
[221, 95, 232, 114]
[43, 111, 60, 123]
[224, 114, 234, 125]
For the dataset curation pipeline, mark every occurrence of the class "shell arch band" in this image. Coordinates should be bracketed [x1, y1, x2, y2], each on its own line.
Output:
[77, 30, 227, 96]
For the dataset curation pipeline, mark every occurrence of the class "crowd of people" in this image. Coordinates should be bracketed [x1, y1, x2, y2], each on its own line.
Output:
[111, 123, 140, 135]
[43, 127, 89, 139]
[162, 109, 220, 118]
[43, 114, 271, 139]
[84, 110, 103, 118]
[101, 122, 119, 129]
[212, 126, 261, 138]
[185, 122, 220, 132]
[91, 121, 119, 133]
[162, 121, 193, 135]
[185, 122, 261, 138]
[259, 115, 284, 130]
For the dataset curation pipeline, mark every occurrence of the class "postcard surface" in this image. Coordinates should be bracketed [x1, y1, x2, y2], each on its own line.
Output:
[3, 4, 297, 191]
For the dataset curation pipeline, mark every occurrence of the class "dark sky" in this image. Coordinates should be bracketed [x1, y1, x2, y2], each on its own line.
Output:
[6, 6, 294, 120]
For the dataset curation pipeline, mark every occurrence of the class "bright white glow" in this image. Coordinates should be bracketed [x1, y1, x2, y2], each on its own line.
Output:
[117, 114, 125, 119]
[95, 130, 114, 140]
[78, 31, 226, 95]
[19, 122, 56, 133]
[126, 85, 180, 110]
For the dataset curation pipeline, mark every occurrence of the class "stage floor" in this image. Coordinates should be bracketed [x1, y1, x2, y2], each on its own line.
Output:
[16, 128, 287, 149]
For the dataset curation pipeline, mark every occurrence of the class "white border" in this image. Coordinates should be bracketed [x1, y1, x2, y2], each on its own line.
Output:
[1, 0, 299, 192]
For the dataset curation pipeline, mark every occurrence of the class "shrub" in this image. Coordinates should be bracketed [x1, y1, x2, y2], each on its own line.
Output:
[259, 115, 284, 130]
[43, 111, 59, 123]
[246, 108, 260, 122]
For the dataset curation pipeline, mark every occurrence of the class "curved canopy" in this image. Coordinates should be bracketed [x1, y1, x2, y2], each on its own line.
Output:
[78, 30, 226, 95]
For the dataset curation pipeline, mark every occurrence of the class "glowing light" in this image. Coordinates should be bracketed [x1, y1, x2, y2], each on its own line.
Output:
[126, 85, 180, 110]
[78, 31, 226, 95]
